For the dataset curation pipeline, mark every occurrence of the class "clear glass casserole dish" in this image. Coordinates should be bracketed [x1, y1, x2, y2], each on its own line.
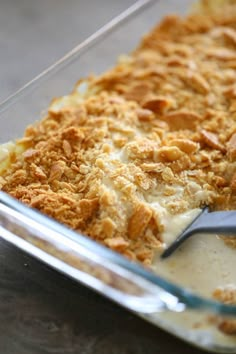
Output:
[0, 0, 236, 352]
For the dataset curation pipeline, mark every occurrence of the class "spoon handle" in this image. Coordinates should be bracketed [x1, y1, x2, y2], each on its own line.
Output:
[191, 209, 236, 235]
[161, 209, 236, 259]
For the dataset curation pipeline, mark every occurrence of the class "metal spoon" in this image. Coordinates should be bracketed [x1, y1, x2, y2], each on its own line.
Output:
[161, 207, 236, 259]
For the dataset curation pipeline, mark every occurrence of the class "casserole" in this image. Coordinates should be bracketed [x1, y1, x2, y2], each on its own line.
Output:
[0, 0, 236, 352]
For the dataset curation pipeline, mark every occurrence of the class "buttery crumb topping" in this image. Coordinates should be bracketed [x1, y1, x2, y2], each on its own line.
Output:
[212, 286, 236, 335]
[0, 1, 236, 269]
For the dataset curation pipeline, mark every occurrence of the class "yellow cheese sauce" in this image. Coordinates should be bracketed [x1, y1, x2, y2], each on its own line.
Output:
[149, 209, 236, 348]
[153, 209, 236, 297]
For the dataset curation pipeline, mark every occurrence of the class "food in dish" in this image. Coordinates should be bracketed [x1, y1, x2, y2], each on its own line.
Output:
[0, 0, 235, 336]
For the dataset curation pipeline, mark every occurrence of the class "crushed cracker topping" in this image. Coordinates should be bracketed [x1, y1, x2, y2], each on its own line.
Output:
[212, 286, 236, 335]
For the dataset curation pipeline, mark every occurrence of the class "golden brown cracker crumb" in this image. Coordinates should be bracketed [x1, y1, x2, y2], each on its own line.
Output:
[128, 204, 153, 240]
[200, 130, 225, 152]
[169, 139, 199, 154]
[141, 95, 174, 113]
[212, 286, 236, 335]
[227, 133, 236, 161]
[163, 111, 202, 131]
[183, 71, 210, 94]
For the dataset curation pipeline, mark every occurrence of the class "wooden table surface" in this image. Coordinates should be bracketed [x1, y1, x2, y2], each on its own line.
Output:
[0, 1, 209, 353]
[0, 238, 207, 354]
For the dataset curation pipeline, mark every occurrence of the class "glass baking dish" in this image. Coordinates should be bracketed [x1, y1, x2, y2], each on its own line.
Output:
[0, 0, 236, 352]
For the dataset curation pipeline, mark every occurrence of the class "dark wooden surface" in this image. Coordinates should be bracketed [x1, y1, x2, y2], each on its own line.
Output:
[0, 238, 207, 354]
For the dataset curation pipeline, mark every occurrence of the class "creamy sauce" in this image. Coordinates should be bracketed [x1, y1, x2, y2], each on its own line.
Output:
[153, 209, 236, 297]
[148, 209, 236, 349]
[144, 309, 236, 351]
